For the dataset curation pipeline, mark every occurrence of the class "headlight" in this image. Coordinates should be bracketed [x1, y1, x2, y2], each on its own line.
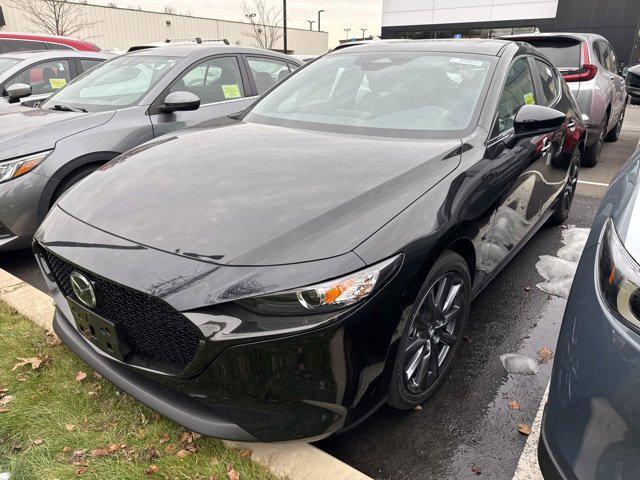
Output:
[598, 219, 640, 331]
[0, 151, 51, 184]
[237, 254, 403, 316]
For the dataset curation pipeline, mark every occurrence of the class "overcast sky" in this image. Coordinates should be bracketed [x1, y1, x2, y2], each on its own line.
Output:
[105, 1, 383, 48]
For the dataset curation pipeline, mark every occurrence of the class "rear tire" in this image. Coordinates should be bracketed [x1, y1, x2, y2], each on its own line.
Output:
[547, 150, 580, 226]
[387, 250, 471, 410]
[50, 165, 100, 207]
[605, 105, 625, 142]
[582, 116, 607, 167]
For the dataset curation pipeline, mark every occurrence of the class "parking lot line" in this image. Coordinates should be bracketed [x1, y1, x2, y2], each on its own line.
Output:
[512, 384, 549, 480]
[577, 179, 610, 187]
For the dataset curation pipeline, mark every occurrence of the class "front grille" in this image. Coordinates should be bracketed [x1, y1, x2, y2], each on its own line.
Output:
[40, 247, 200, 374]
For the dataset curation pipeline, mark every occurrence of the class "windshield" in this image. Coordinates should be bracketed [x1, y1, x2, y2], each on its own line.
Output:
[245, 52, 494, 137]
[0, 57, 20, 76]
[41, 56, 177, 112]
[527, 39, 582, 69]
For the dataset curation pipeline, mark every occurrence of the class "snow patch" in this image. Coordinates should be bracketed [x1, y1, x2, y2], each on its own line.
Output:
[500, 353, 540, 375]
[535, 225, 590, 298]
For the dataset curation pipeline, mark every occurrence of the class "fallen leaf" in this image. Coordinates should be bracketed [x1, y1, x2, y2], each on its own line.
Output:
[90, 448, 111, 458]
[537, 347, 554, 364]
[164, 444, 176, 454]
[92, 371, 103, 380]
[45, 332, 61, 347]
[69, 449, 86, 463]
[176, 449, 192, 459]
[414, 405, 423, 411]
[62, 446, 71, 453]
[75, 466, 88, 476]
[192, 432, 202, 440]
[65, 423, 76, 432]
[16, 374, 28, 382]
[0, 387, 7, 394]
[144, 447, 159, 460]
[145, 464, 159, 476]
[75, 371, 87, 382]
[0, 408, 9, 414]
[107, 443, 121, 453]
[32, 439, 44, 446]
[0, 395, 13, 406]
[471, 463, 482, 475]
[238, 448, 252, 458]
[209, 475, 220, 480]
[517, 423, 532, 435]
[226, 464, 240, 480]
[159, 433, 170, 444]
[12, 355, 48, 371]
[509, 400, 520, 410]
[179, 432, 193, 444]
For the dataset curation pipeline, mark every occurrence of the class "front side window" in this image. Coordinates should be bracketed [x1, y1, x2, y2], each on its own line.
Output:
[247, 57, 290, 94]
[6, 59, 71, 95]
[495, 57, 537, 135]
[42, 56, 176, 112]
[80, 58, 104, 73]
[246, 52, 494, 137]
[170, 56, 244, 104]
[534, 59, 559, 106]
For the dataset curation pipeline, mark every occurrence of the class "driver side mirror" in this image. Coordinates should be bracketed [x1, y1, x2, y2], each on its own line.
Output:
[625, 64, 640, 100]
[160, 91, 201, 113]
[5, 83, 32, 101]
[514, 105, 566, 136]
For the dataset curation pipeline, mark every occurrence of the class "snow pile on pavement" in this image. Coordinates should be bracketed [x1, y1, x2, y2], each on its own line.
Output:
[0, 472, 10, 480]
[535, 226, 590, 298]
[500, 353, 540, 375]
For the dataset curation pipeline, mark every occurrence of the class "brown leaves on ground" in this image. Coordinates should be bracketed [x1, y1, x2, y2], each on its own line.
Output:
[65, 423, 76, 432]
[145, 464, 159, 476]
[238, 448, 252, 458]
[69, 449, 86, 464]
[75, 466, 88, 476]
[75, 371, 87, 382]
[0, 408, 9, 413]
[517, 423, 532, 435]
[537, 347, 554, 364]
[12, 354, 50, 371]
[0, 395, 13, 407]
[32, 438, 44, 446]
[174, 430, 200, 459]
[176, 449, 193, 459]
[226, 464, 240, 480]
[509, 400, 520, 410]
[471, 463, 482, 475]
[159, 433, 170, 444]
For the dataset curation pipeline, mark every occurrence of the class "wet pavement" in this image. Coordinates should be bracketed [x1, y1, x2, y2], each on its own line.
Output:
[1, 109, 640, 480]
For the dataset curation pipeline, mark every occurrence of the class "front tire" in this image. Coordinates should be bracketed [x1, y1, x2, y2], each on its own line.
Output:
[582, 115, 607, 167]
[387, 250, 471, 410]
[547, 150, 580, 226]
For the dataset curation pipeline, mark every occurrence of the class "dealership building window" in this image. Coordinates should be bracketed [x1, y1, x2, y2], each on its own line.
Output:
[394, 26, 538, 40]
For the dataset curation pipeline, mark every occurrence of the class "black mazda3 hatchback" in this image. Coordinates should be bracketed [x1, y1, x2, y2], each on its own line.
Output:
[34, 39, 586, 442]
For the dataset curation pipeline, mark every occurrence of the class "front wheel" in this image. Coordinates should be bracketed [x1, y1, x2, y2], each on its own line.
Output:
[387, 250, 471, 410]
[547, 150, 580, 226]
[582, 116, 607, 167]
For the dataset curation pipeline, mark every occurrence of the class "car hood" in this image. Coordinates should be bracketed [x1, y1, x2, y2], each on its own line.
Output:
[0, 108, 114, 161]
[59, 121, 462, 266]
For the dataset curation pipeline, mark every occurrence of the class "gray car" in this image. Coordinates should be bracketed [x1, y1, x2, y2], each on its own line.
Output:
[0, 45, 301, 252]
[0, 50, 112, 109]
[504, 33, 628, 167]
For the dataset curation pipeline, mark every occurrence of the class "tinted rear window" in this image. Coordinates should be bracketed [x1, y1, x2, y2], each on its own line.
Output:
[525, 38, 582, 69]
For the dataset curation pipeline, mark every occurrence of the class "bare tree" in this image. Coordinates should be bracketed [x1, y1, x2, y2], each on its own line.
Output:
[241, 0, 283, 50]
[10, 0, 96, 36]
[163, 5, 175, 14]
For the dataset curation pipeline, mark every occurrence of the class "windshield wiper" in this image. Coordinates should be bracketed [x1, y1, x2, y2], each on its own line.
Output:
[51, 104, 87, 113]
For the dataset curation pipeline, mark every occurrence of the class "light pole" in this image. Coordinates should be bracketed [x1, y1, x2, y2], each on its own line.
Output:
[360, 28, 367, 39]
[283, 0, 287, 53]
[307, 20, 315, 31]
[344, 28, 351, 40]
[317, 9, 325, 32]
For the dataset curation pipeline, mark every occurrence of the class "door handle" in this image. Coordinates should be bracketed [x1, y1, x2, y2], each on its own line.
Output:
[541, 137, 552, 154]
[567, 119, 576, 130]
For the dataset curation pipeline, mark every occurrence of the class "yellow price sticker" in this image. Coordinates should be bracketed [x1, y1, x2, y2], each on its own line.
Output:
[523, 92, 535, 105]
[49, 78, 67, 89]
[222, 84, 241, 99]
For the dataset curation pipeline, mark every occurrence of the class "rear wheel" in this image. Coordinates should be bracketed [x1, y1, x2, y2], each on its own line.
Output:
[547, 150, 580, 226]
[605, 105, 625, 142]
[582, 115, 607, 167]
[387, 250, 471, 410]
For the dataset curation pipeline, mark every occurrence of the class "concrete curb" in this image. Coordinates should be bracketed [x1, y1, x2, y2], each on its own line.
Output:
[0, 268, 371, 480]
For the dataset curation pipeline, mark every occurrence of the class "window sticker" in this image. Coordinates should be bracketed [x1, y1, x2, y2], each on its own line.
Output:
[49, 78, 67, 89]
[449, 57, 484, 67]
[222, 84, 241, 99]
[524, 92, 535, 105]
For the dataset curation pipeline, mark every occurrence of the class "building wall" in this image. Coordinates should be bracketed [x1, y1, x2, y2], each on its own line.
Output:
[381, 0, 640, 65]
[0, 1, 328, 55]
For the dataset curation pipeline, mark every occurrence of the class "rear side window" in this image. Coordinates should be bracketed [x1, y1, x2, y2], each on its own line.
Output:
[247, 57, 290, 94]
[527, 38, 582, 69]
[495, 57, 537, 135]
[534, 59, 559, 105]
[0, 39, 47, 54]
[80, 58, 103, 73]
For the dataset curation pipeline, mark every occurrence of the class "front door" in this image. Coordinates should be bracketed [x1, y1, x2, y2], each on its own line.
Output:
[149, 55, 255, 138]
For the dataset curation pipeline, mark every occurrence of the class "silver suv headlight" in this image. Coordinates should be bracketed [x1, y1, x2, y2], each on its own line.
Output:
[0, 151, 52, 184]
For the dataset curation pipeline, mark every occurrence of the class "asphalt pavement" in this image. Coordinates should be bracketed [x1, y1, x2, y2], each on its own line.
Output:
[1, 108, 639, 480]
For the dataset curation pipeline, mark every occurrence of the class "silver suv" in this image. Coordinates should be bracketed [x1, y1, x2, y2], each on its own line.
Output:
[504, 33, 628, 166]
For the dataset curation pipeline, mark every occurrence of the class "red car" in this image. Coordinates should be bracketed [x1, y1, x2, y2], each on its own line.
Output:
[0, 32, 100, 54]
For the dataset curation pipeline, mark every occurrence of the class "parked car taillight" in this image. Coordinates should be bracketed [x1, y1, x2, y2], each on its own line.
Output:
[561, 42, 598, 82]
[598, 219, 640, 331]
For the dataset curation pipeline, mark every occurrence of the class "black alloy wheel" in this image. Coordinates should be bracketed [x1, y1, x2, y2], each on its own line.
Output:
[548, 150, 580, 226]
[583, 116, 607, 167]
[388, 250, 471, 409]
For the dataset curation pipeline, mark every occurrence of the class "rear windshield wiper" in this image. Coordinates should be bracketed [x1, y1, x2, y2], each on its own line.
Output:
[51, 104, 87, 113]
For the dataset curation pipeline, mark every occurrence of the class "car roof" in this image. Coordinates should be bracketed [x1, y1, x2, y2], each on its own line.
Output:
[0, 32, 96, 48]
[126, 44, 302, 63]
[0, 50, 113, 61]
[501, 32, 606, 43]
[330, 38, 512, 57]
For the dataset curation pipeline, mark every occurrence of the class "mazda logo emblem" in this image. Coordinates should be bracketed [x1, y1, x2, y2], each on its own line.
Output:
[70, 271, 97, 309]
